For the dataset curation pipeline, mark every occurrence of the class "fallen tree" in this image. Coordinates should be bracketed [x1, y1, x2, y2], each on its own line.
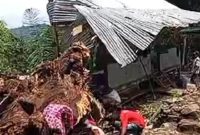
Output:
[0, 42, 104, 135]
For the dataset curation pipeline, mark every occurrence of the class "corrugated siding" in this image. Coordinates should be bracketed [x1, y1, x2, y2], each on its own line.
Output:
[63, 22, 96, 48]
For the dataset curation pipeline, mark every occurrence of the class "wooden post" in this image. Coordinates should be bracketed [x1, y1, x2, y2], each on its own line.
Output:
[139, 56, 156, 99]
[53, 24, 60, 57]
[182, 36, 187, 66]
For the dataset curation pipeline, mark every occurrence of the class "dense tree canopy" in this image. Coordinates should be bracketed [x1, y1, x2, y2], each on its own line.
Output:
[0, 21, 28, 73]
[26, 26, 57, 71]
[0, 21, 56, 74]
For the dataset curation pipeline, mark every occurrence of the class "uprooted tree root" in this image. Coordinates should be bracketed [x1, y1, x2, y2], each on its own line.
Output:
[0, 42, 104, 135]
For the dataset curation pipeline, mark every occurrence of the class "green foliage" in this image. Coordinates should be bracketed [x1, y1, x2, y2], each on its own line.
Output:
[11, 24, 48, 40]
[26, 26, 56, 72]
[0, 21, 56, 74]
[0, 21, 28, 73]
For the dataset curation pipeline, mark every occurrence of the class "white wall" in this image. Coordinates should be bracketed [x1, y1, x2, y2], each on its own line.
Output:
[160, 48, 180, 70]
[107, 48, 180, 88]
[107, 55, 151, 88]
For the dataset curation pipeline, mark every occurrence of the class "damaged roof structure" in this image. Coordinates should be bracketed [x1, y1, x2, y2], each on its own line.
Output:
[47, 0, 200, 67]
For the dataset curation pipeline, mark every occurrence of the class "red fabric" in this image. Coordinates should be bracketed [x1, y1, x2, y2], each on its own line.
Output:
[120, 110, 146, 128]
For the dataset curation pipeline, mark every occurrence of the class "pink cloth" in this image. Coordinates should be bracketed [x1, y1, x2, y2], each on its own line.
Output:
[88, 118, 96, 126]
[43, 104, 76, 135]
[85, 117, 96, 128]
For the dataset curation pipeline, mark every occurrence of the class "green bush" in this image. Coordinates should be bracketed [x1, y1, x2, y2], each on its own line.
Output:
[0, 21, 56, 74]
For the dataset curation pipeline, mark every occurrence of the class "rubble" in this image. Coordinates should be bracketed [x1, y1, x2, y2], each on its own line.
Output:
[143, 127, 189, 135]
[142, 86, 200, 134]
[1, 41, 200, 135]
[178, 119, 200, 133]
[181, 104, 199, 117]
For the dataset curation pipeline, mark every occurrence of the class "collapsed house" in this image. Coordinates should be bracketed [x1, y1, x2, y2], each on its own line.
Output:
[47, 0, 200, 92]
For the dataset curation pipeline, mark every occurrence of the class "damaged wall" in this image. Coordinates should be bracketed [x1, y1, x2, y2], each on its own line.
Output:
[107, 47, 180, 88]
[107, 55, 151, 88]
[160, 48, 180, 70]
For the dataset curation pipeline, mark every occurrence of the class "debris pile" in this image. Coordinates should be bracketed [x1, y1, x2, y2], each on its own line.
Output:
[0, 42, 103, 134]
[143, 86, 200, 135]
[1, 41, 200, 135]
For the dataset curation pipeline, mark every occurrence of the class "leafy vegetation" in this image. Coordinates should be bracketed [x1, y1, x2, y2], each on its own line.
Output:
[0, 21, 57, 74]
[26, 26, 57, 71]
[0, 21, 28, 73]
[11, 24, 48, 39]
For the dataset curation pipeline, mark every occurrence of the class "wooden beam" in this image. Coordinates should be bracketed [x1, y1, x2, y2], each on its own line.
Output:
[53, 25, 60, 57]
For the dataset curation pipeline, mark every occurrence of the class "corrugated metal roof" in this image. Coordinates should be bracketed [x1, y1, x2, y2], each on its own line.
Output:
[74, 6, 200, 66]
[47, 0, 98, 23]
[47, 1, 200, 67]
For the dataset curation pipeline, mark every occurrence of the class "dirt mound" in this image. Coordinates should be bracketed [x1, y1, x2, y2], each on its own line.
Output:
[0, 42, 104, 135]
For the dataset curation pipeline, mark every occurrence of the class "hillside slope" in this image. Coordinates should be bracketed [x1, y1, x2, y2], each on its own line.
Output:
[11, 24, 48, 39]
